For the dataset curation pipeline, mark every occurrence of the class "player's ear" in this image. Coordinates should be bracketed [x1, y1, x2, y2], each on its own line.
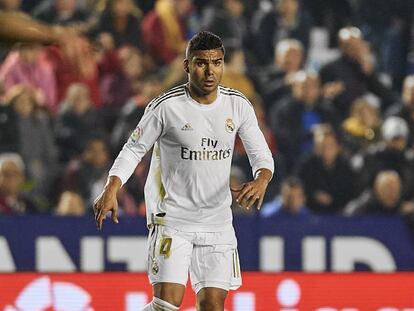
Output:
[183, 59, 189, 73]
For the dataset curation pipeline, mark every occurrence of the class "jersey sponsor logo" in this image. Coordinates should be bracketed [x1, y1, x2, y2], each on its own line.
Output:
[181, 137, 232, 160]
[130, 126, 142, 143]
[181, 123, 193, 131]
[181, 147, 232, 160]
[225, 118, 235, 133]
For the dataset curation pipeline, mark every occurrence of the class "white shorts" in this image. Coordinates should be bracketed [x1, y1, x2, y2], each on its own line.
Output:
[147, 225, 242, 293]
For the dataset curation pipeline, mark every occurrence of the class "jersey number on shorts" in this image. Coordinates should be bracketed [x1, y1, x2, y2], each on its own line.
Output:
[159, 236, 172, 258]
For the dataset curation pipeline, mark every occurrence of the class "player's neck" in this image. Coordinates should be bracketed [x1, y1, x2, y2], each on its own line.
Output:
[186, 83, 218, 105]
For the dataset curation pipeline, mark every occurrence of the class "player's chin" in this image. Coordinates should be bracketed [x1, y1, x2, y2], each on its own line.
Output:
[201, 82, 219, 92]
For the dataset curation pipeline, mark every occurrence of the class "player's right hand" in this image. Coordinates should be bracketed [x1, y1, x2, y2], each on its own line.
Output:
[93, 190, 119, 230]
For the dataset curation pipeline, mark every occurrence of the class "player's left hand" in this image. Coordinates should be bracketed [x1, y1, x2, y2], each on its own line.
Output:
[231, 176, 269, 210]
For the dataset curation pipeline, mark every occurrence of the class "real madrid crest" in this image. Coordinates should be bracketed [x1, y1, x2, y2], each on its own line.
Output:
[152, 261, 159, 275]
[130, 126, 142, 143]
[225, 118, 235, 133]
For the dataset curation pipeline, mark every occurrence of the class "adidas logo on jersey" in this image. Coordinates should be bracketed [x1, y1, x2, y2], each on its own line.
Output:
[181, 123, 193, 131]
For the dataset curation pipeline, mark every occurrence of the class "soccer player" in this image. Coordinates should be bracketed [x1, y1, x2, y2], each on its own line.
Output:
[94, 31, 274, 311]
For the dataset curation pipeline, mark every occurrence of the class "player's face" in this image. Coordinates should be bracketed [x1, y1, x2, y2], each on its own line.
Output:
[185, 49, 224, 96]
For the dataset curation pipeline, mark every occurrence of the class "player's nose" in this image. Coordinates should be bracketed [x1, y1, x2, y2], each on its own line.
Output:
[205, 63, 214, 75]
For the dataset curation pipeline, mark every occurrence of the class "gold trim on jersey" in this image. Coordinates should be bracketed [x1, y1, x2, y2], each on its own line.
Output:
[154, 145, 166, 200]
[233, 249, 241, 278]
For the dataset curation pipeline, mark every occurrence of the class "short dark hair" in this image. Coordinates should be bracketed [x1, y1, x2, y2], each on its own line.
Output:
[186, 31, 225, 58]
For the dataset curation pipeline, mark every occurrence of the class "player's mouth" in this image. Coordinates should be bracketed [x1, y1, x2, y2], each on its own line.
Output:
[203, 80, 215, 87]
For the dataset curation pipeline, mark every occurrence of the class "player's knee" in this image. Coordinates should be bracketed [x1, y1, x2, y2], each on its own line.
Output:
[197, 298, 225, 311]
[142, 297, 179, 311]
[196, 289, 226, 311]
[153, 283, 185, 307]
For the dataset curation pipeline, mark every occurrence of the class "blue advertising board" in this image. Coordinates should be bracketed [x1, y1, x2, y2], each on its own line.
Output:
[1, 215, 413, 272]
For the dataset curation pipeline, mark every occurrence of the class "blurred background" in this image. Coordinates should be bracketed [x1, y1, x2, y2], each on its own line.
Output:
[1, 0, 414, 309]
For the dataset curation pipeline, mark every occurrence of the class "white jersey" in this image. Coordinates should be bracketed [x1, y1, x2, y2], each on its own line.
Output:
[109, 84, 274, 232]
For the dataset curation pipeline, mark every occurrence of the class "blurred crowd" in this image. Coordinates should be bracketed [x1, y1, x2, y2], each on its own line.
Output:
[0, 0, 414, 223]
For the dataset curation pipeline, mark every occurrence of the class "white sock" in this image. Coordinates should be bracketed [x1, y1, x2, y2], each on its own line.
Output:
[141, 297, 179, 311]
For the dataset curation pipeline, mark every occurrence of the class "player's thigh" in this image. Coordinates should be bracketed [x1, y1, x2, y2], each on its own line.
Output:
[189, 229, 241, 294]
[196, 287, 228, 311]
[147, 225, 193, 300]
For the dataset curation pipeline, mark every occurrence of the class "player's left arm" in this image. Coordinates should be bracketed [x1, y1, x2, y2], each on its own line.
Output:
[233, 98, 274, 210]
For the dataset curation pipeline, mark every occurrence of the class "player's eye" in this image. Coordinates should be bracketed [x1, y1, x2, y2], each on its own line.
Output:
[214, 60, 222, 66]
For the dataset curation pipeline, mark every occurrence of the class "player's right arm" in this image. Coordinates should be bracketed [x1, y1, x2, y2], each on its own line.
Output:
[94, 176, 121, 230]
[94, 105, 164, 229]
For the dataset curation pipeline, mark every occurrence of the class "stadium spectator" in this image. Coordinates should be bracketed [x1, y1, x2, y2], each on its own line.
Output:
[352, 116, 414, 199]
[0, 153, 37, 214]
[386, 75, 414, 147]
[59, 133, 147, 216]
[141, 0, 193, 66]
[55, 83, 103, 163]
[220, 46, 257, 101]
[44, 37, 101, 107]
[251, 0, 312, 65]
[0, 94, 19, 153]
[252, 38, 304, 111]
[320, 27, 396, 116]
[201, 0, 247, 49]
[353, 0, 413, 89]
[344, 170, 403, 215]
[33, 0, 88, 26]
[269, 71, 339, 171]
[0, 43, 57, 111]
[4, 85, 58, 206]
[100, 46, 146, 109]
[342, 96, 382, 154]
[55, 191, 86, 216]
[302, 0, 352, 47]
[61, 136, 111, 208]
[260, 176, 310, 217]
[93, 0, 144, 49]
[296, 124, 356, 214]
[60, 135, 145, 216]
